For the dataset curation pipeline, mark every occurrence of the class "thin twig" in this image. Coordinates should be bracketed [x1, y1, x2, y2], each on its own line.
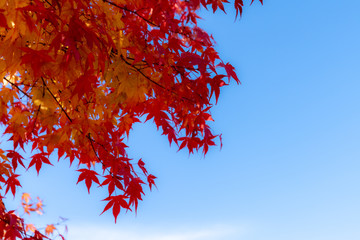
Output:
[41, 77, 72, 123]
[119, 54, 196, 103]
[3, 77, 32, 99]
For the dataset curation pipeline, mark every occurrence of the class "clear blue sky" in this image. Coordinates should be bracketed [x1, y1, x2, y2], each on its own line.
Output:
[4, 0, 360, 239]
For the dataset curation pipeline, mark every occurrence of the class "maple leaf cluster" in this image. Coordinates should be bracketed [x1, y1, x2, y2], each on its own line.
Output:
[0, 0, 262, 238]
[0, 193, 67, 240]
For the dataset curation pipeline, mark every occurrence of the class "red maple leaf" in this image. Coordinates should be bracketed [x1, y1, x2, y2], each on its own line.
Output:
[5, 174, 22, 196]
[101, 174, 124, 195]
[101, 195, 130, 223]
[28, 153, 53, 175]
[7, 150, 25, 171]
[76, 169, 100, 193]
[20, 48, 54, 77]
[137, 159, 148, 175]
[218, 62, 240, 84]
[126, 178, 145, 212]
[147, 174, 157, 191]
[73, 74, 98, 97]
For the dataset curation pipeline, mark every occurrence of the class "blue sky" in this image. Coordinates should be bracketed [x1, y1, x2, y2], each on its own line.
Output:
[3, 0, 360, 239]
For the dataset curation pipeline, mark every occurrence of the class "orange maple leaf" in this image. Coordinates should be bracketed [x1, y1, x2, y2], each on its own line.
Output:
[45, 224, 56, 236]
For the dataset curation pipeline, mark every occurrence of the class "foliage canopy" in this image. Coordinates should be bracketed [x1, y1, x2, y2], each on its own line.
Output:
[0, 0, 262, 239]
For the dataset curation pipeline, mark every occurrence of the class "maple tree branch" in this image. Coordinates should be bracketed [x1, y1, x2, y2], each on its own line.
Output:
[125, 56, 200, 72]
[119, 55, 170, 90]
[119, 54, 197, 104]
[102, 0, 157, 27]
[41, 78, 124, 186]
[102, 0, 207, 46]
[43, 0, 52, 6]
[41, 79, 127, 184]
[87, 133, 129, 195]
[88, 134, 100, 158]
[86, 133, 109, 168]
[41, 77, 73, 124]
[41, 78, 108, 156]
[121, 57, 166, 89]
[123, 58, 209, 104]
[28, 105, 42, 137]
[3, 77, 32, 99]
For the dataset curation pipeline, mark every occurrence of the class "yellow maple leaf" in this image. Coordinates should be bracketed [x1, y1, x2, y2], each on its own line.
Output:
[21, 192, 31, 204]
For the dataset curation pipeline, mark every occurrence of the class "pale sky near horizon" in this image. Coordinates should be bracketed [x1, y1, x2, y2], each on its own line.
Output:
[3, 0, 360, 239]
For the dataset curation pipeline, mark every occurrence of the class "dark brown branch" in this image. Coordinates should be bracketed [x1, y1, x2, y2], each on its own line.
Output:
[119, 54, 196, 104]
[102, 0, 157, 27]
[102, 0, 207, 46]
[41, 77, 125, 183]
[41, 77, 72, 123]
[3, 77, 32, 99]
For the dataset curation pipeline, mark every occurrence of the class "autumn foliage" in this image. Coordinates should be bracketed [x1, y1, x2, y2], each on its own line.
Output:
[0, 0, 262, 239]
